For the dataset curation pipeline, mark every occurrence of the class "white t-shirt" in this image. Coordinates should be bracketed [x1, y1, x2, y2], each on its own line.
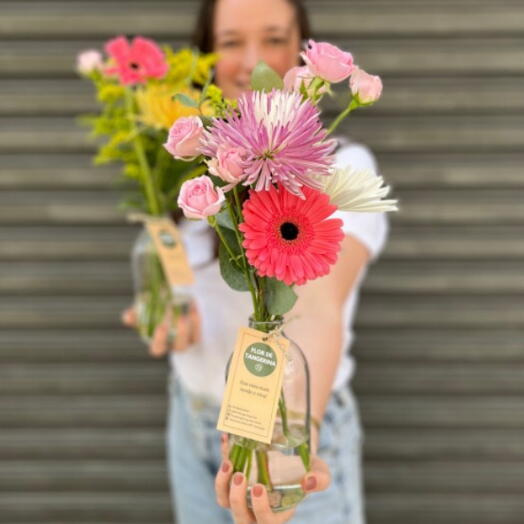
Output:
[171, 142, 388, 403]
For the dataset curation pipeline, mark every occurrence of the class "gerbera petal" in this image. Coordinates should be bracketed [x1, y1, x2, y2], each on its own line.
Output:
[240, 185, 344, 285]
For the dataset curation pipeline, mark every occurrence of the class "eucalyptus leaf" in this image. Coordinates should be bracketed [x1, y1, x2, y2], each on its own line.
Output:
[173, 93, 199, 108]
[219, 242, 249, 291]
[264, 278, 297, 316]
[216, 208, 235, 230]
[250, 61, 284, 92]
[218, 226, 242, 256]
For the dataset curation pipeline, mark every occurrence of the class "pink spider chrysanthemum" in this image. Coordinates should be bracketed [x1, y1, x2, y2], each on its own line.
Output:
[239, 185, 345, 286]
[201, 90, 337, 197]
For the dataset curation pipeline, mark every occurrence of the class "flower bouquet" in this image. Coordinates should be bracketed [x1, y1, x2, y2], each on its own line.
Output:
[167, 40, 397, 511]
[77, 36, 217, 342]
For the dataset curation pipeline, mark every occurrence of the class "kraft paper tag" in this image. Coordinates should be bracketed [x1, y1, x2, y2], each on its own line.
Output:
[216, 326, 289, 444]
[145, 218, 194, 287]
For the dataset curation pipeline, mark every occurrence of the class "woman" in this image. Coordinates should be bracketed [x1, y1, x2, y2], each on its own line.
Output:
[124, 1, 387, 523]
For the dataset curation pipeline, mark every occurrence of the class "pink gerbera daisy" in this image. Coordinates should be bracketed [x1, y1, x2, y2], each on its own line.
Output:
[201, 90, 337, 197]
[239, 185, 344, 285]
[105, 36, 168, 85]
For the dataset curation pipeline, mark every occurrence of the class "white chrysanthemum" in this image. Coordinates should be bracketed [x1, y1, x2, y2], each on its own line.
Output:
[316, 166, 398, 212]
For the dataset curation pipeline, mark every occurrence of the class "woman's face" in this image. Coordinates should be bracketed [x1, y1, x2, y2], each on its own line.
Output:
[213, 0, 302, 100]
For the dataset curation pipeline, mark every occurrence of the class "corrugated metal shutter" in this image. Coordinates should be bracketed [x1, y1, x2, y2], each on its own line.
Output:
[0, 1, 522, 522]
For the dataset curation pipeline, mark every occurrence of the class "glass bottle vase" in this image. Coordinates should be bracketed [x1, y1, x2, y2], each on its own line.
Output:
[131, 225, 192, 344]
[226, 318, 311, 512]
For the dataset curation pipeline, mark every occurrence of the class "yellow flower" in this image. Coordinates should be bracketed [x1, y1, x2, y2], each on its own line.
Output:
[163, 47, 217, 85]
[136, 84, 204, 130]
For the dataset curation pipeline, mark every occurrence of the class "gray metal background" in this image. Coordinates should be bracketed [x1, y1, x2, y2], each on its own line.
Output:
[1, 0, 523, 522]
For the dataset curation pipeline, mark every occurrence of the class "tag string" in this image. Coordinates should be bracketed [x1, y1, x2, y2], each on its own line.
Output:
[261, 315, 300, 353]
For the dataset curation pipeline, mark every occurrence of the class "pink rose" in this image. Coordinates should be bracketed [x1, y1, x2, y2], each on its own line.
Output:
[284, 66, 313, 91]
[178, 175, 225, 219]
[283, 65, 328, 96]
[207, 144, 248, 186]
[76, 49, 103, 75]
[350, 67, 383, 104]
[300, 40, 355, 83]
[164, 116, 204, 160]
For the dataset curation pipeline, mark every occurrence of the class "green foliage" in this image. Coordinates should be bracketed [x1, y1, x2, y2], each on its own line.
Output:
[206, 84, 236, 118]
[251, 61, 284, 92]
[263, 278, 297, 316]
[216, 208, 235, 230]
[218, 227, 249, 292]
[173, 92, 199, 108]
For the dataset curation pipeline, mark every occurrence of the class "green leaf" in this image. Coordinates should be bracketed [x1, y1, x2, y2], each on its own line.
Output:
[216, 208, 235, 230]
[218, 241, 249, 291]
[172, 93, 199, 108]
[263, 278, 297, 316]
[250, 61, 284, 92]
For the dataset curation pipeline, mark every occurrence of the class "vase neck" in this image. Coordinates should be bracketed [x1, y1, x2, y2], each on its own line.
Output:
[248, 317, 284, 333]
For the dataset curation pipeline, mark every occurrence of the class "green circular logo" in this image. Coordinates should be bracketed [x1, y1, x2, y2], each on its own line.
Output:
[158, 229, 177, 249]
[243, 343, 277, 377]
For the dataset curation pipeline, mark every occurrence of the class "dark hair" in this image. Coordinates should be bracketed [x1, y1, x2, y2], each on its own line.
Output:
[191, 0, 311, 54]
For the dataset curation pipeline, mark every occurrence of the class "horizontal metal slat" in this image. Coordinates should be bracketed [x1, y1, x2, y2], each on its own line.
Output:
[0, 261, 133, 294]
[1, 294, 522, 329]
[354, 328, 524, 363]
[392, 188, 524, 224]
[378, 152, 524, 188]
[385, 225, 524, 259]
[365, 461, 524, 493]
[0, 225, 136, 260]
[3, 77, 524, 116]
[5, 187, 524, 226]
[0, 296, 130, 328]
[2, 115, 523, 154]
[0, 224, 522, 262]
[367, 493, 524, 524]
[1, 2, 523, 38]
[354, 362, 524, 394]
[0, 493, 171, 522]
[0, 190, 122, 224]
[364, 428, 524, 460]
[1, 38, 523, 77]
[356, 295, 524, 328]
[6, 361, 524, 396]
[0, 329, 148, 363]
[364, 260, 524, 293]
[0, 461, 167, 492]
[0, 396, 166, 428]
[0, 363, 167, 395]
[3, 394, 524, 430]
[2, 259, 524, 295]
[0, 429, 163, 460]
[0, 153, 117, 189]
[2, 152, 524, 190]
[359, 396, 524, 429]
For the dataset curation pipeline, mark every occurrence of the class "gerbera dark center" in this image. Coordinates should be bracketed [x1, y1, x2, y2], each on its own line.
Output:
[280, 222, 299, 241]
[129, 62, 140, 70]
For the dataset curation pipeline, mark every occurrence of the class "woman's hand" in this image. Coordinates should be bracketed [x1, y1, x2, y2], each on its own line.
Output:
[121, 302, 201, 357]
[215, 456, 330, 524]
[215, 432, 330, 524]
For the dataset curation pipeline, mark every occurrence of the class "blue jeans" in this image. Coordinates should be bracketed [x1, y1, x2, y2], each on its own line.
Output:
[167, 375, 365, 524]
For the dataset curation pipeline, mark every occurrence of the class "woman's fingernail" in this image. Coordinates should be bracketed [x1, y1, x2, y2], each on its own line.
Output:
[252, 484, 264, 498]
[233, 472, 244, 486]
[221, 462, 230, 473]
[305, 475, 317, 491]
